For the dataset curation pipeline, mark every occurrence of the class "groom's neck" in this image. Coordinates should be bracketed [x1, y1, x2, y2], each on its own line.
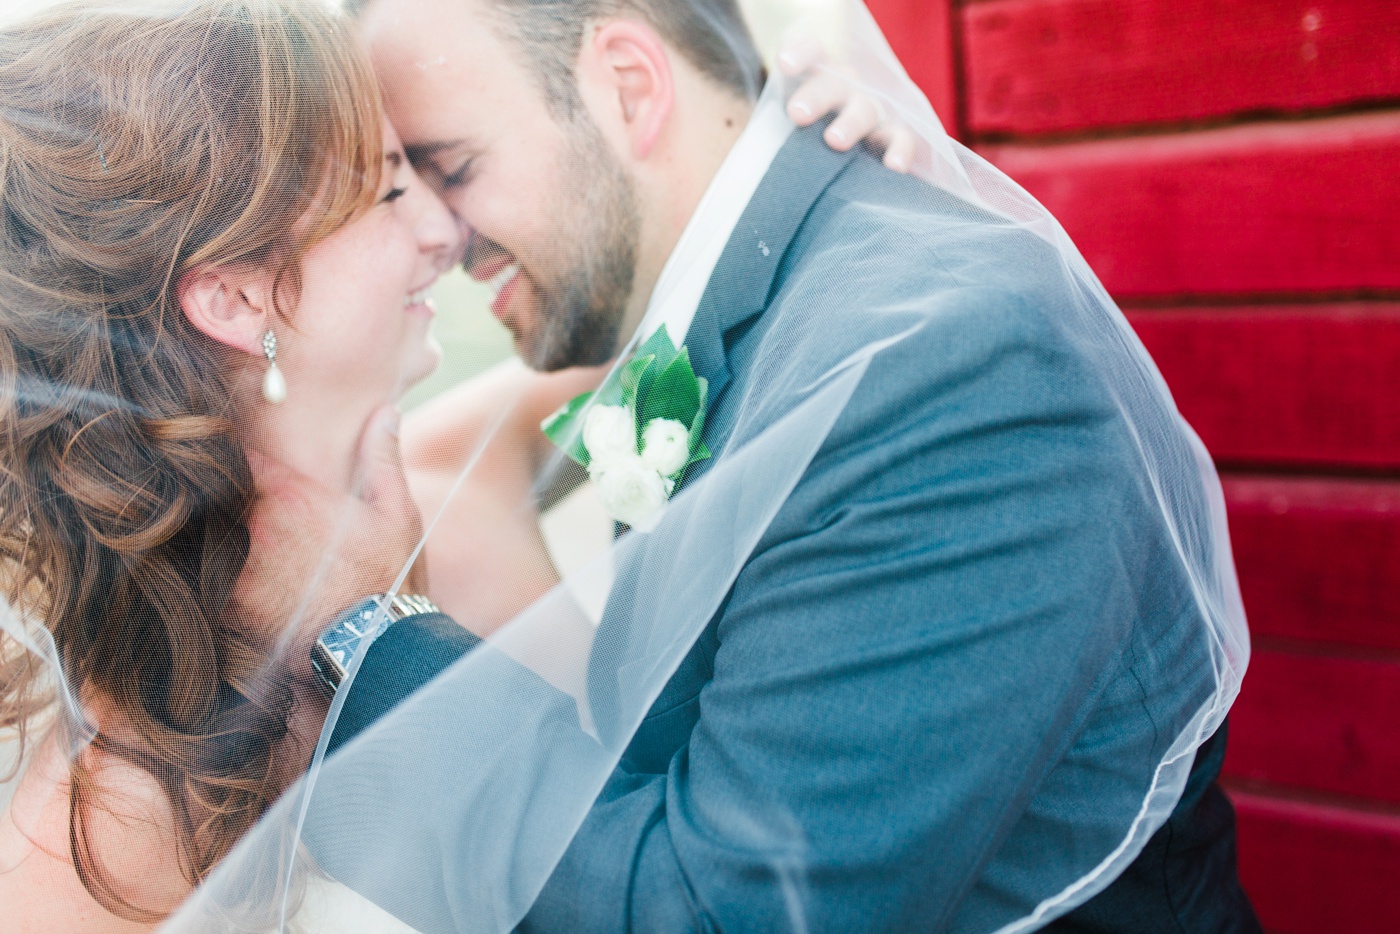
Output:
[619, 83, 753, 343]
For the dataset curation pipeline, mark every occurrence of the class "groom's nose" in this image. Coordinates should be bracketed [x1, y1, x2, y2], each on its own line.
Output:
[448, 217, 473, 270]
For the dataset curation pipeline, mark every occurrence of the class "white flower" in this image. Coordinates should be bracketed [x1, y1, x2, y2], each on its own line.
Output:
[640, 418, 691, 478]
[594, 457, 669, 532]
[582, 404, 637, 469]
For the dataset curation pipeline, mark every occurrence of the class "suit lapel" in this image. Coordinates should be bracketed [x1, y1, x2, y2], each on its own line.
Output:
[683, 125, 859, 419]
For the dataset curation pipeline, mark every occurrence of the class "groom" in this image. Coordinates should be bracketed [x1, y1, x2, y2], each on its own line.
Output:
[317, 0, 1262, 930]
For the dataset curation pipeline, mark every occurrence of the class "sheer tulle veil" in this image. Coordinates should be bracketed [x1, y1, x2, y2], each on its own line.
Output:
[0, 1, 1248, 931]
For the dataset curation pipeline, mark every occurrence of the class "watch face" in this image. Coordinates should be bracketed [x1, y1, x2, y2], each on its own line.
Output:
[311, 596, 435, 698]
[321, 601, 388, 672]
[320, 602, 392, 674]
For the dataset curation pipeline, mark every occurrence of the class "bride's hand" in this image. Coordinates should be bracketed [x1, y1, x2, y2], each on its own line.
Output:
[778, 34, 918, 173]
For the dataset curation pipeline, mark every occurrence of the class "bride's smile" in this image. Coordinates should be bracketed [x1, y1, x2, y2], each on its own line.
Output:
[286, 120, 458, 409]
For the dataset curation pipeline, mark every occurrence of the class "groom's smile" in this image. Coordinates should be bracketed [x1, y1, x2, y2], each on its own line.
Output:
[480, 260, 522, 325]
[457, 229, 521, 322]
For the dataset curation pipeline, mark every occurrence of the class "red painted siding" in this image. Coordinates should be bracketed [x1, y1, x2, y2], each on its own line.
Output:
[876, 1, 1400, 929]
[981, 113, 1400, 299]
[867, 0, 961, 137]
[964, 0, 1400, 136]
[1223, 476, 1400, 653]
[1232, 789, 1400, 934]
[1130, 306, 1400, 469]
[1225, 650, 1400, 804]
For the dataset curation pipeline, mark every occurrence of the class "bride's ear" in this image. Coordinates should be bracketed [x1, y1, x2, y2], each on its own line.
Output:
[177, 265, 273, 355]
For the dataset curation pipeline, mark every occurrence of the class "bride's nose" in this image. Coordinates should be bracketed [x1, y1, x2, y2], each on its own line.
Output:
[411, 183, 463, 274]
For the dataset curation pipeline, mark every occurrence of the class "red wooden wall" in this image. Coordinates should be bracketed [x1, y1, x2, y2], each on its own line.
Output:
[867, 1, 1400, 931]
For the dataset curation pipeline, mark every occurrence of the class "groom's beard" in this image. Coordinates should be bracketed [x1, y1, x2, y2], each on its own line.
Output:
[509, 120, 640, 372]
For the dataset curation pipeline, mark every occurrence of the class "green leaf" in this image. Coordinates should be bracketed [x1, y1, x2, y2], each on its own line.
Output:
[619, 354, 654, 409]
[634, 324, 680, 373]
[539, 326, 702, 471]
[687, 376, 708, 454]
[631, 325, 679, 405]
[540, 390, 595, 467]
[639, 348, 701, 427]
[681, 377, 711, 471]
[594, 373, 626, 408]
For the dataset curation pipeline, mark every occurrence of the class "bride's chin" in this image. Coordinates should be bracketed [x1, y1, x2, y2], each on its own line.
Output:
[406, 338, 445, 389]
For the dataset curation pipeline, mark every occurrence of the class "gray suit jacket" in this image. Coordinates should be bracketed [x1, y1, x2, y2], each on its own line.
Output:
[334, 125, 1260, 933]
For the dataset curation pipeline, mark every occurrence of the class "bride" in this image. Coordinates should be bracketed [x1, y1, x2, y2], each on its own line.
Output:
[0, 0, 895, 929]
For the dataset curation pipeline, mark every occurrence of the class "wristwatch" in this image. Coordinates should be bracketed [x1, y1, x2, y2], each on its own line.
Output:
[310, 593, 440, 698]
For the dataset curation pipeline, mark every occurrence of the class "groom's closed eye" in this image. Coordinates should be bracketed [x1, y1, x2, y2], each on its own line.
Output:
[404, 141, 476, 193]
[438, 159, 475, 190]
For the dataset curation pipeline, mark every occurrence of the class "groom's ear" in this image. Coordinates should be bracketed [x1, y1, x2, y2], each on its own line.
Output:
[177, 264, 274, 355]
[577, 20, 674, 160]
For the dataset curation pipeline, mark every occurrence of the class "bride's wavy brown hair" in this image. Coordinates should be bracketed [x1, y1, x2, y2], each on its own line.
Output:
[0, 0, 382, 919]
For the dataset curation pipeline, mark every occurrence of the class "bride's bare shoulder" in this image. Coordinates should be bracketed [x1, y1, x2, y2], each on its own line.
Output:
[0, 729, 187, 933]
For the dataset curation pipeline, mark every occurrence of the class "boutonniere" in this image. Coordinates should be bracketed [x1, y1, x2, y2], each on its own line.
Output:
[542, 324, 710, 532]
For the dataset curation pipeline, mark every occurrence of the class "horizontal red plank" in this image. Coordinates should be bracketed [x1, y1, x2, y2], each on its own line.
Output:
[1230, 788, 1400, 934]
[980, 112, 1400, 299]
[868, 0, 961, 138]
[1225, 650, 1400, 804]
[964, 0, 1400, 137]
[1223, 476, 1400, 652]
[1128, 305, 1400, 469]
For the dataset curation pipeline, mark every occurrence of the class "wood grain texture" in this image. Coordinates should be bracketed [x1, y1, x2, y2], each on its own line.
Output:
[980, 112, 1400, 299]
[1223, 476, 1400, 652]
[1129, 305, 1400, 469]
[1231, 788, 1400, 934]
[866, 0, 961, 138]
[1225, 650, 1400, 804]
[963, 0, 1400, 137]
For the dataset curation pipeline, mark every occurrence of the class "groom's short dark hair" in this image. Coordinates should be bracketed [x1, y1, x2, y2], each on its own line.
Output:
[486, 0, 764, 120]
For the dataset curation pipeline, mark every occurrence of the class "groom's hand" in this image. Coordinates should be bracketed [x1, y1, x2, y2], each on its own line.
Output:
[236, 405, 427, 676]
[351, 404, 431, 595]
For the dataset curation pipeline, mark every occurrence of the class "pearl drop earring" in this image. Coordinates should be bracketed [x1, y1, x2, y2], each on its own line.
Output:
[261, 329, 287, 404]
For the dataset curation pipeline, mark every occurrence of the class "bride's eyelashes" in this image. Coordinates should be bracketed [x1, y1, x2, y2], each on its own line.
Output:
[382, 186, 408, 204]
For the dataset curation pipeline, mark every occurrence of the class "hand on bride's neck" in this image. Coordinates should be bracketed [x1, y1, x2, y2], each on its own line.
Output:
[233, 403, 427, 674]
